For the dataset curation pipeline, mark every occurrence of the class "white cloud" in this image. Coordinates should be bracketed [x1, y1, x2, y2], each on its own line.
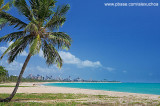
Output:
[20, 51, 28, 56]
[0, 47, 7, 53]
[123, 70, 127, 73]
[0, 41, 28, 56]
[0, 42, 114, 72]
[38, 51, 111, 70]
[59, 51, 102, 68]
[8, 41, 14, 46]
[148, 73, 153, 76]
[25, 64, 62, 76]
[0, 58, 61, 76]
[59, 51, 80, 64]
[81, 60, 102, 68]
[36, 66, 59, 73]
[104, 67, 115, 72]
[6, 60, 23, 71]
[39, 49, 44, 57]
[0, 60, 23, 76]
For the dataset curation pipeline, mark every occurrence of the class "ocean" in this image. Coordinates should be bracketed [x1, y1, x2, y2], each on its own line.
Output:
[44, 83, 160, 95]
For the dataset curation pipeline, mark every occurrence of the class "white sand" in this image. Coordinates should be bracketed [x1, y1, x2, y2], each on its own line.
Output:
[0, 82, 160, 100]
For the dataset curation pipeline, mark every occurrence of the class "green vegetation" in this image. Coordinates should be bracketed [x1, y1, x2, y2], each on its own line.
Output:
[128, 102, 144, 105]
[0, 93, 87, 100]
[0, 66, 8, 83]
[0, 102, 79, 106]
[0, 93, 159, 106]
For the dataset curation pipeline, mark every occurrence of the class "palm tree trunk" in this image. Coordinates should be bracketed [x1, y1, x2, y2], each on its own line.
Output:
[0, 53, 32, 102]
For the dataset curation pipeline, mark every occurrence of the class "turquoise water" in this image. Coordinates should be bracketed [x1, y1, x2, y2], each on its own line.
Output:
[44, 83, 160, 95]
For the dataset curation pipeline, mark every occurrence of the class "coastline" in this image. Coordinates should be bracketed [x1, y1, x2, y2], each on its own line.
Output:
[0, 82, 160, 100]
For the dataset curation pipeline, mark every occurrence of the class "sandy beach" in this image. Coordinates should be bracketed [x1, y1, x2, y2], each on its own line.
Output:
[0, 82, 160, 100]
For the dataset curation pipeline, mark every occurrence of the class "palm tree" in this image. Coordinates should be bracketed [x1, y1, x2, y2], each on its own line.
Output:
[0, 0, 71, 102]
[0, 0, 10, 11]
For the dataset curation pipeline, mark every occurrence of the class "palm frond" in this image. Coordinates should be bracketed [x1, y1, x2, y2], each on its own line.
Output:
[7, 35, 35, 63]
[0, 36, 24, 60]
[14, 0, 34, 21]
[0, 12, 27, 29]
[55, 4, 70, 16]
[44, 4, 70, 31]
[0, 18, 7, 29]
[45, 16, 66, 31]
[47, 32, 72, 50]
[0, 0, 13, 8]
[42, 40, 62, 68]
[29, 34, 41, 55]
[0, 2, 9, 11]
[24, 22, 38, 33]
[0, 31, 25, 42]
[29, 0, 56, 22]
[0, 0, 4, 8]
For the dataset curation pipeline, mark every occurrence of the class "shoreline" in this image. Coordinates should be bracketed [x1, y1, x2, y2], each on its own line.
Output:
[0, 82, 160, 100]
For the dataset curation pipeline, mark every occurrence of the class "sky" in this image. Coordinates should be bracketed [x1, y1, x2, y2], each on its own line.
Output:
[0, 0, 160, 83]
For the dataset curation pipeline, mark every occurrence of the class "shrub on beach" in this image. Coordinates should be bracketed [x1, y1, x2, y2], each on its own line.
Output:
[0, 66, 8, 83]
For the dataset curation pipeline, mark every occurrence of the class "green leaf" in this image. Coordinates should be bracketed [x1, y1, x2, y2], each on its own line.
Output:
[0, 2, 9, 11]
[0, 37, 24, 60]
[29, 34, 41, 55]
[47, 32, 72, 50]
[0, 12, 27, 29]
[30, 0, 56, 21]
[45, 16, 66, 31]
[0, 0, 4, 8]
[24, 22, 38, 33]
[42, 40, 62, 68]
[0, 31, 25, 42]
[14, 0, 34, 21]
[7, 35, 34, 63]
[55, 4, 70, 16]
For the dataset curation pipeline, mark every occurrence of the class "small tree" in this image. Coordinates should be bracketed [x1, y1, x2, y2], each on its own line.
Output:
[0, 66, 8, 83]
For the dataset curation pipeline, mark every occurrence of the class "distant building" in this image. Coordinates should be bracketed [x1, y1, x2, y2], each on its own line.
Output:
[37, 74, 43, 80]
[74, 77, 83, 82]
[63, 76, 72, 82]
[26, 74, 34, 79]
[56, 76, 63, 81]
[46, 75, 52, 80]
[26, 74, 44, 80]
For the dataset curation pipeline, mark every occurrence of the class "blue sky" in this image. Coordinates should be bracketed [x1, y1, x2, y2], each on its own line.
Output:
[0, 0, 160, 83]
